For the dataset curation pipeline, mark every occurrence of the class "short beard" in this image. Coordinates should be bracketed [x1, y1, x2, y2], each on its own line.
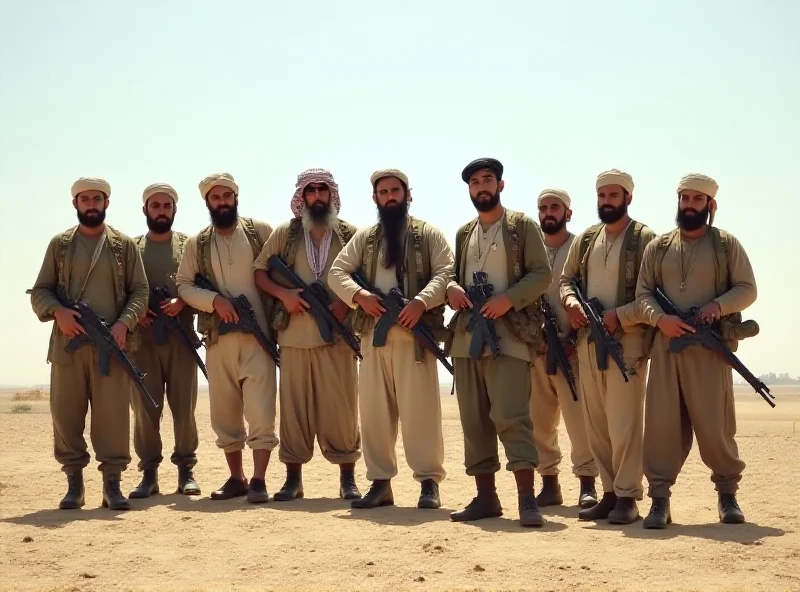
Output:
[598, 202, 627, 224]
[301, 202, 338, 231]
[470, 190, 500, 213]
[540, 215, 566, 235]
[676, 204, 709, 231]
[146, 215, 174, 233]
[77, 208, 106, 228]
[377, 199, 409, 269]
[207, 201, 238, 228]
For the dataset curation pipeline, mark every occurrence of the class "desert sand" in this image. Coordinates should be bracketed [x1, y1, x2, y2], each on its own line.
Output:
[1, 385, 799, 592]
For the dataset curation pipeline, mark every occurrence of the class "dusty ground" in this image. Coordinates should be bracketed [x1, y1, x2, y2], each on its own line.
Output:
[1, 385, 799, 592]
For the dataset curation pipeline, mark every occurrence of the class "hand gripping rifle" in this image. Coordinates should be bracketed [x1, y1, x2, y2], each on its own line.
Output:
[148, 285, 209, 380]
[540, 295, 579, 401]
[464, 271, 501, 360]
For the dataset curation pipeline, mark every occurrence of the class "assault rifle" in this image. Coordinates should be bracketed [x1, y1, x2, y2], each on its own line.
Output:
[465, 271, 501, 360]
[266, 255, 362, 360]
[43, 287, 158, 409]
[193, 274, 280, 367]
[570, 282, 631, 382]
[350, 272, 454, 375]
[654, 286, 775, 408]
[148, 285, 209, 380]
[540, 295, 579, 401]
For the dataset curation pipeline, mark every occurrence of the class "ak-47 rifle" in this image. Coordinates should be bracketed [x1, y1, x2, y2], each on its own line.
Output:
[571, 282, 631, 381]
[654, 286, 774, 408]
[465, 271, 501, 360]
[35, 287, 159, 409]
[540, 295, 579, 401]
[193, 274, 280, 367]
[350, 272, 453, 375]
[266, 255, 362, 360]
[148, 285, 208, 379]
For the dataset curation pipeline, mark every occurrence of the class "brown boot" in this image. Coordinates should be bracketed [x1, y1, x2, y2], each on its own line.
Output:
[608, 496, 639, 524]
[515, 469, 544, 527]
[450, 473, 503, 522]
[535, 474, 563, 506]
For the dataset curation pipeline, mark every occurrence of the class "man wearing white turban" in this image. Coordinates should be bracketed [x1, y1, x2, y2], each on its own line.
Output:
[634, 173, 758, 528]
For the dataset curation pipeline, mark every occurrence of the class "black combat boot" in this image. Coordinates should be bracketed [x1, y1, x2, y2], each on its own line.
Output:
[418, 479, 441, 509]
[451, 473, 503, 522]
[515, 469, 545, 527]
[643, 497, 671, 529]
[351, 479, 393, 509]
[210, 476, 249, 500]
[339, 464, 361, 500]
[177, 465, 201, 495]
[59, 471, 85, 510]
[535, 474, 563, 506]
[273, 464, 303, 501]
[129, 469, 159, 499]
[608, 496, 639, 524]
[578, 476, 598, 508]
[718, 492, 745, 524]
[247, 478, 269, 504]
[102, 473, 132, 511]
[578, 491, 617, 520]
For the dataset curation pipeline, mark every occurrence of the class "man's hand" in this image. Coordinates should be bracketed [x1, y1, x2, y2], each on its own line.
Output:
[54, 306, 85, 337]
[565, 300, 589, 329]
[138, 309, 157, 327]
[213, 295, 239, 323]
[328, 298, 349, 323]
[602, 309, 620, 334]
[160, 297, 186, 317]
[656, 315, 696, 338]
[110, 322, 128, 350]
[353, 289, 385, 318]
[696, 301, 721, 325]
[398, 298, 426, 329]
[280, 287, 310, 315]
[446, 285, 472, 310]
[480, 294, 513, 320]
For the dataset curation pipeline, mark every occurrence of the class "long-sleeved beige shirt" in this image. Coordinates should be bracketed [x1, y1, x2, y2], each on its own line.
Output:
[545, 232, 575, 337]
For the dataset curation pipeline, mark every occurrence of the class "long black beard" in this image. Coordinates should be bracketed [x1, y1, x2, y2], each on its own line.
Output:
[377, 199, 409, 269]
[77, 208, 106, 228]
[146, 215, 174, 233]
[307, 200, 331, 225]
[470, 190, 500, 213]
[598, 202, 627, 224]
[676, 204, 710, 231]
[541, 215, 566, 235]
[208, 202, 238, 228]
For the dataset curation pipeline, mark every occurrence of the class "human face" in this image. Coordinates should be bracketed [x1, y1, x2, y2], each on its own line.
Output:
[596, 184, 630, 224]
[373, 176, 407, 209]
[205, 185, 238, 227]
[304, 182, 332, 222]
[73, 190, 108, 228]
[144, 193, 176, 233]
[468, 169, 503, 212]
[676, 189, 711, 231]
[538, 197, 570, 235]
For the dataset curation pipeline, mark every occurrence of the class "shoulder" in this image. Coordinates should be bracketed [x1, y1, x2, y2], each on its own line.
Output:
[271, 219, 295, 235]
[107, 226, 137, 246]
[352, 224, 378, 241]
[455, 218, 478, 237]
[573, 223, 603, 244]
[337, 218, 359, 235]
[712, 227, 744, 251]
[564, 232, 577, 250]
[48, 227, 76, 247]
[504, 208, 535, 226]
[633, 221, 656, 242]
[173, 231, 188, 241]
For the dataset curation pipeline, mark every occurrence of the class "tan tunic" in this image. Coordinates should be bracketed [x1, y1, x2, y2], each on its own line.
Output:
[545, 233, 575, 336]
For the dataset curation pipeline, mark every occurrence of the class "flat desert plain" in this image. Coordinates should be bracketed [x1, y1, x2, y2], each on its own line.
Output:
[1, 384, 799, 592]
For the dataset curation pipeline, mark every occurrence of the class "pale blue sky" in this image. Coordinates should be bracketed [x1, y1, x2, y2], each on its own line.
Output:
[1, 0, 798, 385]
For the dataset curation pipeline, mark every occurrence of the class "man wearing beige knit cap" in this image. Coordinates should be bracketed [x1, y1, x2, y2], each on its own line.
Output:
[531, 188, 598, 509]
[128, 183, 202, 500]
[28, 177, 149, 511]
[175, 173, 278, 504]
[328, 168, 452, 510]
[559, 168, 655, 524]
[635, 173, 757, 528]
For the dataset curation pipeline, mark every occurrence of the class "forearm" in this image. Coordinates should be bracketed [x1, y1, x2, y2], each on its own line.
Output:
[175, 243, 217, 312]
[254, 269, 288, 300]
[327, 235, 366, 309]
[29, 241, 63, 321]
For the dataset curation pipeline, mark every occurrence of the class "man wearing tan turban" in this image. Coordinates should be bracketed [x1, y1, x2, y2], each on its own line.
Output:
[634, 173, 757, 528]
[446, 158, 552, 528]
[252, 168, 362, 502]
[175, 173, 278, 504]
[128, 183, 202, 500]
[530, 188, 598, 509]
[28, 177, 149, 510]
[559, 169, 655, 524]
[328, 168, 452, 510]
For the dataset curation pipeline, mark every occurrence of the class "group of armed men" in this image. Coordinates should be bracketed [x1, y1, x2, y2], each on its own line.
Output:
[28, 158, 765, 530]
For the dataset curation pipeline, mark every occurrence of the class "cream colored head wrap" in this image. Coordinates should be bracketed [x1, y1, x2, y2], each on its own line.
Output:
[142, 183, 179, 205]
[198, 173, 239, 199]
[596, 169, 634, 194]
[71, 177, 110, 199]
[677, 173, 718, 198]
[370, 168, 409, 189]
[537, 188, 571, 209]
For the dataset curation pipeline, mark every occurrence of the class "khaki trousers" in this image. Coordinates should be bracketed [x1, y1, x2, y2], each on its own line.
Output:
[644, 334, 745, 497]
[278, 344, 361, 465]
[49, 346, 132, 475]
[576, 336, 646, 499]
[131, 333, 199, 471]
[454, 355, 538, 475]
[358, 333, 445, 483]
[530, 354, 597, 477]
[207, 332, 278, 453]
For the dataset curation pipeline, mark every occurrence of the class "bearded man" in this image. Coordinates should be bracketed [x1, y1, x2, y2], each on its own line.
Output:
[635, 173, 757, 528]
[175, 173, 278, 504]
[253, 168, 362, 501]
[559, 169, 655, 524]
[128, 183, 201, 499]
[28, 177, 149, 510]
[328, 169, 453, 510]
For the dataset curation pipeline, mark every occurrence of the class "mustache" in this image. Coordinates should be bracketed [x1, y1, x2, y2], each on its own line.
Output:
[475, 192, 493, 199]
